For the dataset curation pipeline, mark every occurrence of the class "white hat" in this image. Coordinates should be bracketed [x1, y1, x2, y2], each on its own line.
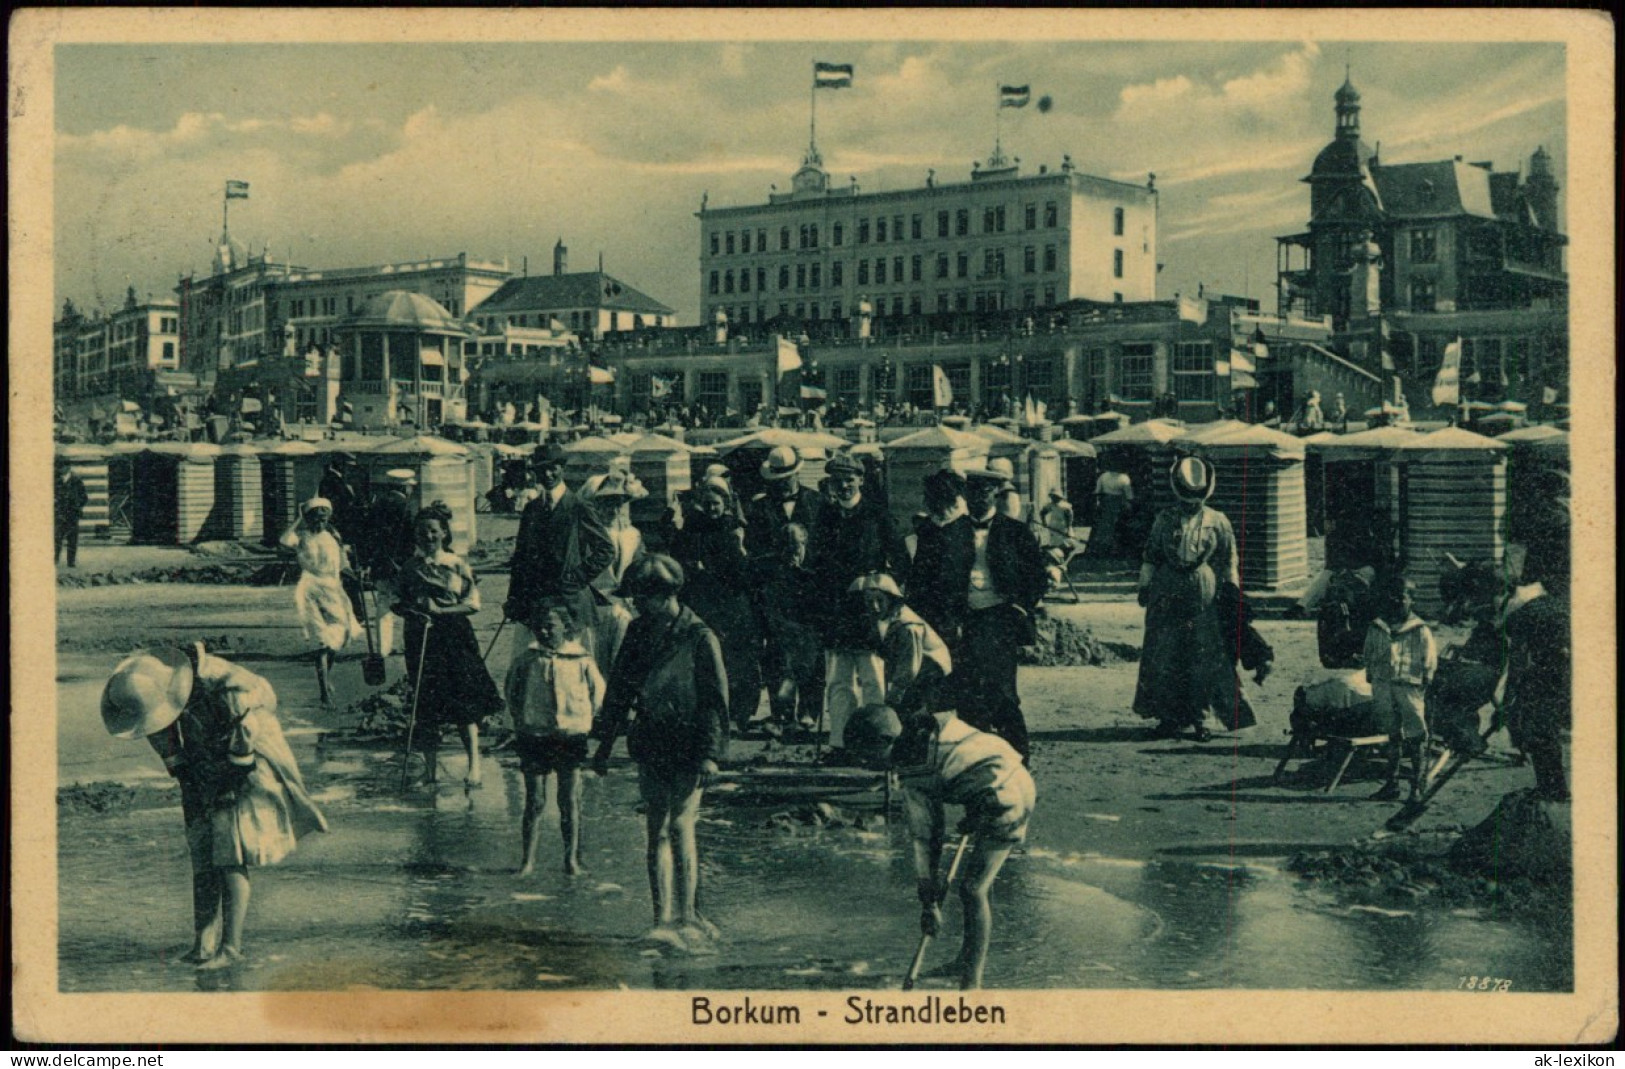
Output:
[101, 646, 194, 739]
[848, 572, 904, 599]
[584, 470, 646, 502]
[760, 444, 802, 482]
[303, 496, 333, 514]
[376, 467, 418, 485]
[1169, 455, 1216, 502]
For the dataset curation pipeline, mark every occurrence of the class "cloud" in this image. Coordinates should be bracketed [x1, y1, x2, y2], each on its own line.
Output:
[1119, 75, 1193, 108]
[587, 65, 632, 93]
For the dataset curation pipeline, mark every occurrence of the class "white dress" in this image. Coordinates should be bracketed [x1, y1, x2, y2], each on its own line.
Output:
[282, 527, 362, 652]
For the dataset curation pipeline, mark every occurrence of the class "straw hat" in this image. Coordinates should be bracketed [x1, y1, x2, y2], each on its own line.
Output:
[375, 468, 417, 486]
[759, 444, 802, 482]
[302, 496, 333, 515]
[583, 470, 646, 502]
[963, 463, 1013, 486]
[101, 646, 194, 739]
[1169, 455, 1216, 502]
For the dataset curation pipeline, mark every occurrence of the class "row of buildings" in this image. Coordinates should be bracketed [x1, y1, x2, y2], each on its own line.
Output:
[55, 74, 1568, 433]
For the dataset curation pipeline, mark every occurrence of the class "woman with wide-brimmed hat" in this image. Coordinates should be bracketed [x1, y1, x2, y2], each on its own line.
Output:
[671, 476, 763, 734]
[581, 469, 648, 676]
[1132, 456, 1254, 742]
[279, 497, 364, 705]
[101, 642, 327, 969]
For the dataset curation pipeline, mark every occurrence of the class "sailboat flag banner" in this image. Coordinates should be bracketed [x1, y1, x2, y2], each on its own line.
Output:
[1431, 338, 1462, 407]
[225, 180, 250, 199]
[777, 336, 803, 375]
[814, 63, 854, 89]
[1000, 85, 1031, 108]
[932, 365, 954, 408]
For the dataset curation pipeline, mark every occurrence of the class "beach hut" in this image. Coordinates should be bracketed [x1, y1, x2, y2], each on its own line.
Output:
[367, 435, 477, 554]
[55, 442, 111, 540]
[1391, 427, 1508, 618]
[628, 432, 692, 529]
[561, 435, 631, 492]
[1091, 418, 1187, 517]
[207, 443, 263, 542]
[1498, 425, 1568, 545]
[847, 418, 879, 445]
[714, 428, 843, 498]
[1314, 425, 1422, 575]
[882, 424, 990, 524]
[1300, 430, 1342, 537]
[1188, 425, 1309, 592]
[260, 441, 324, 544]
[131, 442, 220, 545]
[1049, 438, 1099, 522]
[105, 440, 147, 542]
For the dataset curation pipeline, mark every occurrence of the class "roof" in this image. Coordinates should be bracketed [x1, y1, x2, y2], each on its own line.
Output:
[474, 272, 674, 317]
[338, 291, 470, 335]
[1371, 160, 1500, 221]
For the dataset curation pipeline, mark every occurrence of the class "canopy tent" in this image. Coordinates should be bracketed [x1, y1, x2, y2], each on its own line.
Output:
[1090, 418, 1187, 446]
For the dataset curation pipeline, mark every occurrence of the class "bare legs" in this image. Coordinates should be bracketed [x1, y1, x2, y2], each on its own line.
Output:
[642, 775, 706, 948]
[195, 867, 250, 971]
[315, 649, 334, 705]
[520, 768, 584, 876]
[930, 843, 1012, 991]
[460, 722, 481, 787]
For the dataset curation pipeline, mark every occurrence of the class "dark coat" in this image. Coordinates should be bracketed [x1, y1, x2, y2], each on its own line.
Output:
[506, 487, 616, 626]
[806, 494, 909, 645]
[742, 485, 825, 561]
[595, 606, 729, 771]
[356, 490, 417, 582]
[55, 472, 89, 521]
[908, 513, 1048, 642]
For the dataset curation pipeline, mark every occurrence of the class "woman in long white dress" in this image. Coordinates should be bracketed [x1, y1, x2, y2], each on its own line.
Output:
[279, 497, 362, 704]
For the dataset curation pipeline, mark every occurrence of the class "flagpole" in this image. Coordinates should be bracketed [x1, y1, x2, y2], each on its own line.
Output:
[222, 185, 229, 240]
[809, 62, 818, 159]
[994, 83, 1001, 164]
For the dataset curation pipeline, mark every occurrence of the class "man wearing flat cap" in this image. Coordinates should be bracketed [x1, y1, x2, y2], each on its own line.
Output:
[506, 440, 616, 658]
[909, 463, 1048, 763]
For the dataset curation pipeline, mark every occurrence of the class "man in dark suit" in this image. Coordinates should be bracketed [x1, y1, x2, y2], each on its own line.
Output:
[908, 465, 1048, 763]
[55, 459, 90, 567]
[505, 441, 616, 658]
[806, 451, 908, 751]
[742, 445, 825, 562]
[356, 467, 420, 655]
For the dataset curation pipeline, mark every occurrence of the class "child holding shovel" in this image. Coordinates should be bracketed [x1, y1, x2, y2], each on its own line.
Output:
[506, 602, 605, 876]
[845, 703, 1035, 991]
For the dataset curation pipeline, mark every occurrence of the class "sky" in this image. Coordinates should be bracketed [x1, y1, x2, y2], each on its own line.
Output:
[54, 39, 1566, 323]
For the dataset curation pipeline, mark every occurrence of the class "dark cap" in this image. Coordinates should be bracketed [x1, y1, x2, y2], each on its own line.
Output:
[530, 441, 568, 468]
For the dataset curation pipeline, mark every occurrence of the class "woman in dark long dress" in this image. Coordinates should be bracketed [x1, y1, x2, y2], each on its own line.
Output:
[1132, 457, 1256, 742]
[671, 478, 760, 735]
[395, 502, 504, 787]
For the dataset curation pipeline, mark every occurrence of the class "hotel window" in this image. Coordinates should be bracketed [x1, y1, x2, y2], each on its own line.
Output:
[910, 295, 923, 315]
[834, 365, 861, 404]
[726, 233, 735, 255]
[912, 255, 923, 282]
[956, 209, 970, 236]
[938, 211, 950, 238]
[833, 223, 844, 247]
[911, 215, 922, 240]
[799, 225, 810, 249]
[877, 218, 888, 243]
[1043, 285, 1056, 305]
[894, 216, 904, 241]
[810, 304, 821, 321]
[1172, 342, 1213, 402]
[938, 293, 951, 313]
[876, 259, 887, 285]
[795, 303, 806, 319]
[1113, 208, 1125, 236]
[832, 301, 843, 319]
[984, 207, 996, 233]
[875, 298, 886, 316]
[757, 230, 767, 253]
[956, 252, 969, 279]
[906, 363, 936, 408]
[741, 229, 751, 252]
[810, 224, 819, 248]
[955, 292, 969, 311]
[779, 266, 791, 290]
[1023, 289, 1036, 308]
[1025, 204, 1037, 230]
[996, 206, 1007, 232]
[858, 220, 870, 244]
[1113, 250, 1124, 278]
[1044, 201, 1058, 227]
[710, 234, 720, 256]
[780, 227, 791, 250]
[858, 261, 870, 285]
[1410, 228, 1437, 264]
[1410, 276, 1436, 313]
[1119, 344, 1156, 400]
[894, 257, 904, 282]
[832, 262, 844, 287]
[724, 271, 734, 294]
[1044, 246, 1057, 272]
[796, 265, 806, 290]
[1024, 247, 1037, 274]
[709, 272, 720, 295]
[1026, 354, 1059, 403]
[936, 254, 950, 280]
[757, 268, 767, 292]
[740, 270, 751, 294]
[810, 264, 822, 289]
[162, 342, 175, 363]
[697, 371, 729, 412]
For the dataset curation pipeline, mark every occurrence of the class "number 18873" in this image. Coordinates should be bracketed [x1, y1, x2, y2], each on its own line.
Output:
[1459, 976, 1513, 991]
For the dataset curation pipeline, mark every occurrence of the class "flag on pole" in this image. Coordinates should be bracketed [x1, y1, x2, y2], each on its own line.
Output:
[225, 180, 250, 200]
[931, 365, 953, 408]
[776, 335, 803, 375]
[999, 85, 1031, 108]
[651, 375, 672, 399]
[1023, 393, 1038, 426]
[588, 365, 615, 386]
[1229, 348, 1256, 375]
[1214, 355, 1231, 377]
[800, 383, 827, 402]
[1431, 337, 1462, 406]
[814, 62, 854, 89]
[1176, 295, 1207, 324]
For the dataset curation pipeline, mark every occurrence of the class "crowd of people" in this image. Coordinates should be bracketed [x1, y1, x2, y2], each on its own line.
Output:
[92, 432, 1570, 987]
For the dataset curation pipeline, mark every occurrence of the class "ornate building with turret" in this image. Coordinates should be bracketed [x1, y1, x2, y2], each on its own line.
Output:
[1276, 73, 1568, 410]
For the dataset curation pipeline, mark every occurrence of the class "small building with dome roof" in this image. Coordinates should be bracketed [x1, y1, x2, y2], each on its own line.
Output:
[331, 290, 475, 430]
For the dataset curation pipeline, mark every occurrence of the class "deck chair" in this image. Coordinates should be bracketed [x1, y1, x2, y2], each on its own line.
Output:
[1040, 523, 1086, 603]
